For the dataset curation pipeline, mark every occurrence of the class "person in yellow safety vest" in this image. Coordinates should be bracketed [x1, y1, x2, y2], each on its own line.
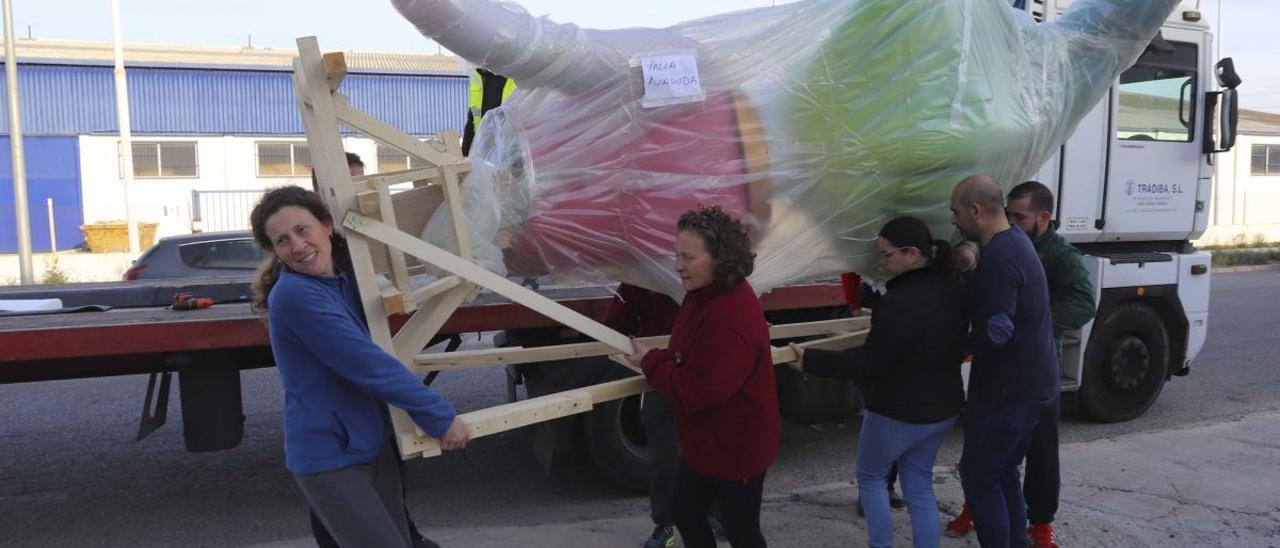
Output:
[462, 68, 517, 156]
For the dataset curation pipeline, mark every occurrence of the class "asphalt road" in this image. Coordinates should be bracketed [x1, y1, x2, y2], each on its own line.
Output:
[2, 269, 1277, 547]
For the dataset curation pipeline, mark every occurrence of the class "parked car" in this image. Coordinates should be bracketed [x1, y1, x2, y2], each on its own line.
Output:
[123, 231, 262, 280]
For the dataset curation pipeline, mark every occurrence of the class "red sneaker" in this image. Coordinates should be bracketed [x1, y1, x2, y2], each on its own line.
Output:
[944, 503, 974, 538]
[1028, 523, 1059, 548]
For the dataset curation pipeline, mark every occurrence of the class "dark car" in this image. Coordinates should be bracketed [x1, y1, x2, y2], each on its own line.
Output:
[123, 231, 263, 280]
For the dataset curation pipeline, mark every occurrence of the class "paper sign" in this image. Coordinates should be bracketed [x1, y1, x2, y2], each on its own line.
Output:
[638, 53, 704, 108]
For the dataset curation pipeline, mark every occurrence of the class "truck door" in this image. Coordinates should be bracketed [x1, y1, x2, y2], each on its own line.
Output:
[1101, 31, 1205, 242]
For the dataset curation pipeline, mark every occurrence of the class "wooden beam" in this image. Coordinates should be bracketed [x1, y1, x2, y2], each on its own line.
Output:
[408, 376, 648, 458]
[293, 37, 419, 439]
[411, 275, 463, 308]
[392, 284, 471, 363]
[377, 180, 415, 312]
[353, 167, 441, 192]
[414, 334, 667, 372]
[412, 317, 863, 372]
[767, 316, 868, 339]
[322, 52, 347, 91]
[441, 164, 473, 261]
[343, 212, 633, 352]
[333, 99, 459, 168]
[770, 330, 869, 364]
[408, 326, 867, 459]
[608, 354, 643, 374]
[381, 285, 406, 316]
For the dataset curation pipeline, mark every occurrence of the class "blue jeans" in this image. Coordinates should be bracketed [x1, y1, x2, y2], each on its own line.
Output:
[857, 411, 957, 548]
[959, 398, 1052, 548]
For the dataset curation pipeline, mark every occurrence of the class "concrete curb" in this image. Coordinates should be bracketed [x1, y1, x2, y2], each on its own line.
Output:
[1214, 262, 1280, 273]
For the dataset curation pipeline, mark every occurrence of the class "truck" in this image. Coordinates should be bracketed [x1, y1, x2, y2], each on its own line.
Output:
[0, 0, 1240, 493]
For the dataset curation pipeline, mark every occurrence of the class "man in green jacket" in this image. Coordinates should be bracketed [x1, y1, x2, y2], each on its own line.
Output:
[947, 180, 1096, 548]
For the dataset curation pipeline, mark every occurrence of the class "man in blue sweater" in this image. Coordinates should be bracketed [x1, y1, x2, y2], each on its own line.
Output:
[950, 175, 1058, 548]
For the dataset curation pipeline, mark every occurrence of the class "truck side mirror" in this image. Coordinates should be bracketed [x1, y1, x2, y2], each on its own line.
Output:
[1203, 58, 1241, 154]
[1215, 58, 1242, 90]
[1204, 88, 1238, 153]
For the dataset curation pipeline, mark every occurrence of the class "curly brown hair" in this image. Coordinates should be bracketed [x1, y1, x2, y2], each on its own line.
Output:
[676, 205, 756, 288]
[247, 186, 352, 318]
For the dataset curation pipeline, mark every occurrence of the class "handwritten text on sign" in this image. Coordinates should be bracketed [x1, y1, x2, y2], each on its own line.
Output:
[640, 54, 704, 107]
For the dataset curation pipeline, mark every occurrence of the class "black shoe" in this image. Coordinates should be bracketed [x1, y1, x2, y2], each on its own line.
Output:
[888, 489, 905, 509]
[642, 525, 676, 548]
[708, 512, 728, 543]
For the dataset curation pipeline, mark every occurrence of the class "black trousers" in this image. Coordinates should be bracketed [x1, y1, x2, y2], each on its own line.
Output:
[309, 441, 432, 548]
[641, 391, 681, 528]
[673, 461, 767, 548]
[1023, 396, 1060, 525]
[296, 442, 412, 548]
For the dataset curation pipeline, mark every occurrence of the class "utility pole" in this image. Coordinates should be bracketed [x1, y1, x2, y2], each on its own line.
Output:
[3, 0, 33, 284]
[111, 0, 139, 254]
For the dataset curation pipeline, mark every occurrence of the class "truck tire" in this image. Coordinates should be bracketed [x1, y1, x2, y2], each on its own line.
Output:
[1079, 302, 1170, 423]
[584, 394, 650, 494]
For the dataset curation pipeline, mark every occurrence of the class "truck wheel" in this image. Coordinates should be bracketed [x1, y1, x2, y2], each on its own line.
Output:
[584, 395, 650, 494]
[1079, 302, 1170, 423]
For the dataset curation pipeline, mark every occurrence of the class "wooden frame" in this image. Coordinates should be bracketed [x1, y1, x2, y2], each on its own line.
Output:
[291, 37, 866, 460]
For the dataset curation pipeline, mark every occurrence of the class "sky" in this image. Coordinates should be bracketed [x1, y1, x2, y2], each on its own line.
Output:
[8, 0, 1279, 113]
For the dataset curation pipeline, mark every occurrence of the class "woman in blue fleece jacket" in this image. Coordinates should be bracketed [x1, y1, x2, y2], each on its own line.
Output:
[250, 186, 469, 548]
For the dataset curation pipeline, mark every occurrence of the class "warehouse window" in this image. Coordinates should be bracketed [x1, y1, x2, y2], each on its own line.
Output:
[256, 142, 312, 177]
[132, 142, 198, 178]
[1252, 144, 1280, 176]
[376, 143, 427, 172]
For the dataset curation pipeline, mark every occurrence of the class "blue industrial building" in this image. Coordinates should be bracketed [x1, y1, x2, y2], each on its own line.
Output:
[0, 40, 467, 253]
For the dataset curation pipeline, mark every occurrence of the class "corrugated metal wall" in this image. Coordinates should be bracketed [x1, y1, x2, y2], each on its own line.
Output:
[0, 136, 84, 253]
[0, 63, 467, 136]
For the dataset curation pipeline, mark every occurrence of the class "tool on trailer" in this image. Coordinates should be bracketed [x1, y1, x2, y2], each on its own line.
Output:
[171, 292, 214, 311]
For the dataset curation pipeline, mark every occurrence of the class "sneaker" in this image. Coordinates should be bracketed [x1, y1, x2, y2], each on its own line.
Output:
[944, 503, 974, 538]
[1028, 523, 1059, 548]
[708, 512, 728, 543]
[642, 525, 676, 548]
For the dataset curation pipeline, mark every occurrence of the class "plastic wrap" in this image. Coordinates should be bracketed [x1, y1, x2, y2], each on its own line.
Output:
[394, 0, 1181, 298]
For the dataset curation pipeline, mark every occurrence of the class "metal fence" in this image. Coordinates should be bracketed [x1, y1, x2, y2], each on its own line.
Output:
[191, 189, 264, 233]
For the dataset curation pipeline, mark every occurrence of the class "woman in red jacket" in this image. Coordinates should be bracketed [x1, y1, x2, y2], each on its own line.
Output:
[626, 205, 778, 548]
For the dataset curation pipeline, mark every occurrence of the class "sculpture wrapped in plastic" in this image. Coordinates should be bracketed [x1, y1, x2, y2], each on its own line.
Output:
[394, 0, 1181, 298]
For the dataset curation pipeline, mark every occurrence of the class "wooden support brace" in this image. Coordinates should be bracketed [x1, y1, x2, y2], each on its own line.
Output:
[441, 164, 473, 261]
[333, 99, 459, 168]
[322, 52, 347, 91]
[294, 37, 420, 439]
[409, 327, 865, 459]
[342, 212, 632, 352]
[411, 275, 464, 308]
[409, 376, 648, 458]
[392, 283, 472, 364]
[770, 330, 869, 365]
[413, 317, 862, 373]
[377, 180, 416, 313]
[414, 334, 668, 372]
[353, 167, 442, 193]
[767, 316, 868, 339]
[381, 284, 407, 317]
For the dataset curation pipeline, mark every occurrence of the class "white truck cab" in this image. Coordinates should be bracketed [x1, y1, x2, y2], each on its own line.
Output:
[1025, 0, 1239, 421]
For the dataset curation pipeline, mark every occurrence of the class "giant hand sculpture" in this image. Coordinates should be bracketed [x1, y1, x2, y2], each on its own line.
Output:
[393, 0, 1179, 297]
